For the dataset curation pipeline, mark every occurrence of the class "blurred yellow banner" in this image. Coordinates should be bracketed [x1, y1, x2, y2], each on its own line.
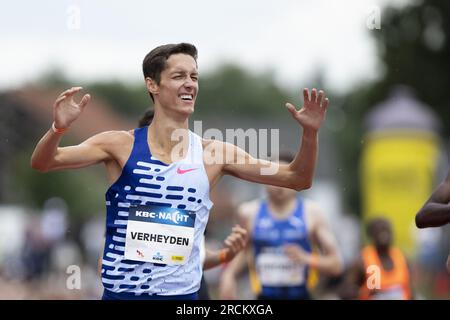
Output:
[361, 130, 440, 256]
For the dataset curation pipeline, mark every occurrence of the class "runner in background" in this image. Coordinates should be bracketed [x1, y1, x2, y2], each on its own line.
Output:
[219, 152, 343, 300]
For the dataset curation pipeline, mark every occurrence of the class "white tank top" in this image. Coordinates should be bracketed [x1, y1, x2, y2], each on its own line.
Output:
[102, 127, 213, 297]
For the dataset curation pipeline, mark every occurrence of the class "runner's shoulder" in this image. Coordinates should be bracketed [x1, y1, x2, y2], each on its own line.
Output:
[237, 199, 260, 220]
[303, 198, 327, 228]
[303, 198, 325, 216]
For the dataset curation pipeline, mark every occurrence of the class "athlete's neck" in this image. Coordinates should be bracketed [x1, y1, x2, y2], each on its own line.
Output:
[268, 197, 297, 218]
[148, 111, 190, 163]
[375, 245, 390, 257]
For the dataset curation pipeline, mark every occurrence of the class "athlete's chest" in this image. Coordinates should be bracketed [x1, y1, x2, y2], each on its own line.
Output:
[379, 255, 395, 271]
[253, 217, 308, 245]
[110, 139, 221, 189]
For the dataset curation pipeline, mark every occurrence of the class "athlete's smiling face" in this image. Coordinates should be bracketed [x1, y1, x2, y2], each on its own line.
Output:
[153, 53, 198, 116]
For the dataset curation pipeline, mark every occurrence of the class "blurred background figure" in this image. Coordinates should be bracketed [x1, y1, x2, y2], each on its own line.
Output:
[339, 217, 413, 300]
[21, 215, 50, 282]
[41, 198, 68, 246]
[218, 154, 343, 300]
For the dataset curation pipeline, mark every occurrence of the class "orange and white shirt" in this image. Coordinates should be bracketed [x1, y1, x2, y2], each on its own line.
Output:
[359, 245, 412, 300]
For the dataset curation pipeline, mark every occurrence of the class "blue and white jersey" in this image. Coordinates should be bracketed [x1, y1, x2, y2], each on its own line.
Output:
[101, 126, 212, 298]
[252, 198, 312, 299]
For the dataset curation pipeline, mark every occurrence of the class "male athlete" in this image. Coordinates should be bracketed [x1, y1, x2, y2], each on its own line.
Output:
[31, 43, 329, 299]
[218, 153, 343, 300]
[343, 218, 413, 300]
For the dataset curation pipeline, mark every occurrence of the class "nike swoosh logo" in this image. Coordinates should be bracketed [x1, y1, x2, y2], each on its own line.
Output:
[177, 167, 198, 174]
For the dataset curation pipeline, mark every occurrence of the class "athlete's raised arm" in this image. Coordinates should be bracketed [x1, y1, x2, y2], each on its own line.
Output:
[415, 170, 450, 228]
[218, 88, 329, 191]
[30, 87, 115, 172]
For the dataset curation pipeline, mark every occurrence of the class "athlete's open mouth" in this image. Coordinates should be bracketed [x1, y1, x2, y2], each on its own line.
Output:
[179, 94, 193, 101]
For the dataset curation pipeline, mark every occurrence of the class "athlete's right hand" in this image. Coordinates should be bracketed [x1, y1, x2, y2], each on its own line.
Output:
[53, 87, 91, 129]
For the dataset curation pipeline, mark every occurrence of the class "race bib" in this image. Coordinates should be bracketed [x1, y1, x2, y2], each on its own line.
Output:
[371, 286, 405, 300]
[124, 205, 196, 265]
[256, 251, 306, 286]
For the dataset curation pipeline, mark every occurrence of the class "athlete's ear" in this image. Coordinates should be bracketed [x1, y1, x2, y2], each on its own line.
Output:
[145, 77, 159, 96]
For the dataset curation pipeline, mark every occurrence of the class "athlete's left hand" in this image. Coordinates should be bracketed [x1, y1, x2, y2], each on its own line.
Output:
[286, 88, 329, 132]
[222, 224, 248, 262]
[284, 244, 311, 264]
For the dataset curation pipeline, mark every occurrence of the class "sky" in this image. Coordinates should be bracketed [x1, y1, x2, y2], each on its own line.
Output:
[1, 0, 410, 93]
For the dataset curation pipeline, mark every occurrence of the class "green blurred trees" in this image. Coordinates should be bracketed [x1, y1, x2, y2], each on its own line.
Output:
[196, 64, 289, 117]
[336, 1, 450, 215]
